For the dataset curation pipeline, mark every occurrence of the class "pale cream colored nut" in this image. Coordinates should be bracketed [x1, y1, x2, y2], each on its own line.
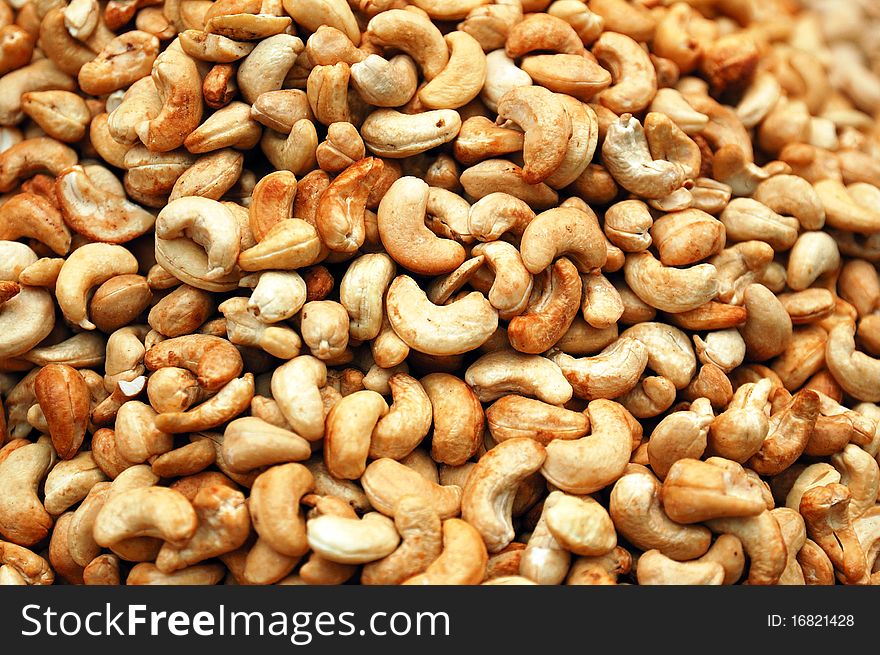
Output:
[299, 300, 349, 361]
[826, 321, 880, 403]
[544, 491, 616, 557]
[237, 217, 322, 272]
[609, 464, 712, 561]
[636, 549, 725, 586]
[127, 562, 225, 585]
[361, 458, 461, 519]
[814, 180, 880, 233]
[43, 452, 107, 516]
[747, 388, 820, 477]
[307, 511, 400, 565]
[620, 322, 697, 390]
[646, 397, 714, 479]
[155, 484, 250, 573]
[240, 271, 306, 324]
[361, 108, 462, 159]
[271, 355, 326, 442]
[148, 284, 214, 337]
[624, 251, 718, 314]
[660, 458, 766, 524]
[0, 192, 70, 257]
[221, 417, 311, 473]
[93, 486, 198, 548]
[831, 444, 880, 521]
[338, 253, 394, 342]
[486, 394, 588, 445]
[107, 77, 161, 146]
[418, 30, 486, 110]
[0, 59, 75, 128]
[324, 389, 389, 480]
[461, 437, 546, 553]
[403, 518, 488, 585]
[753, 174, 825, 231]
[155, 196, 241, 282]
[519, 501, 570, 585]
[520, 205, 606, 275]
[464, 350, 571, 405]
[602, 114, 687, 200]
[350, 54, 418, 108]
[219, 296, 302, 359]
[460, 159, 559, 210]
[481, 49, 532, 113]
[549, 337, 648, 401]
[386, 274, 498, 356]
[114, 400, 173, 464]
[719, 198, 800, 251]
[705, 510, 788, 586]
[316, 122, 365, 173]
[785, 463, 842, 513]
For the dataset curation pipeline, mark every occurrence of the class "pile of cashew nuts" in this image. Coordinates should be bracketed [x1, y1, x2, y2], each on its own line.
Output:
[1, 0, 880, 587]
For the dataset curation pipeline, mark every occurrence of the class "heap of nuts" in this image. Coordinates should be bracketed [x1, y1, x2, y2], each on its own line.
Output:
[1, 0, 880, 587]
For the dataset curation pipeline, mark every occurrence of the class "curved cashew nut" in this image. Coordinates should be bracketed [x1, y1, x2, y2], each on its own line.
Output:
[307, 512, 400, 565]
[541, 399, 634, 494]
[361, 496, 442, 585]
[799, 483, 868, 585]
[316, 157, 385, 253]
[144, 334, 243, 392]
[467, 192, 535, 242]
[464, 350, 572, 405]
[609, 464, 711, 560]
[647, 398, 713, 478]
[602, 114, 687, 200]
[350, 54, 418, 108]
[154, 374, 254, 433]
[241, 271, 306, 323]
[592, 31, 657, 114]
[155, 484, 250, 572]
[0, 137, 78, 192]
[419, 31, 487, 110]
[748, 389, 820, 476]
[137, 47, 204, 153]
[403, 518, 487, 585]
[520, 206, 606, 274]
[55, 243, 138, 330]
[156, 197, 241, 281]
[496, 85, 572, 185]
[248, 463, 313, 558]
[470, 241, 532, 318]
[271, 356, 327, 442]
[544, 491, 616, 557]
[660, 458, 766, 524]
[814, 179, 880, 233]
[324, 390, 389, 480]
[624, 251, 718, 314]
[422, 372, 485, 467]
[369, 373, 433, 460]
[461, 437, 546, 553]
[0, 439, 54, 546]
[361, 109, 462, 159]
[93, 486, 198, 548]
[366, 9, 448, 81]
[362, 458, 461, 519]
[706, 510, 787, 586]
[826, 322, 880, 402]
[486, 394, 589, 445]
[636, 549, 724, 585]
[832, 444, 880, 521]
[549, 337, 648, 401]
[0, 192, 70, 255]
[56, 166, 156, 244]
[386, 274, 498, 356]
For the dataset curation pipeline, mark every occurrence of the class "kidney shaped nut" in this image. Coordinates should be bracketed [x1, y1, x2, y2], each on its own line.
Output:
[549, 337, 648, 401]
[324, 390, 388, 480]
[826, 321, 880, 403]
[541, 398, 634, 495]
[0, 439, 54, 546]
[660, 458, 766, 524]
[386, 274, 498, 356]
[145, 334, 243, 392]
[520, 205, 606, 275]
[93, 486, 198, 549]
[55, 243, 139, 330]
[624, 251, 718, 314]
[461, 437, 546, 553]
[636, 549, 725, 586]
[361, 495, 442, 586]
[421, 372, 484, 467]
[362, 458, 461, 519]
[307, 511, 400, 565]
[221, 417, 311, 473]
[486, 395, 589, 445]
[609, 464, 711, 561]
[464, 349, 572, 406]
